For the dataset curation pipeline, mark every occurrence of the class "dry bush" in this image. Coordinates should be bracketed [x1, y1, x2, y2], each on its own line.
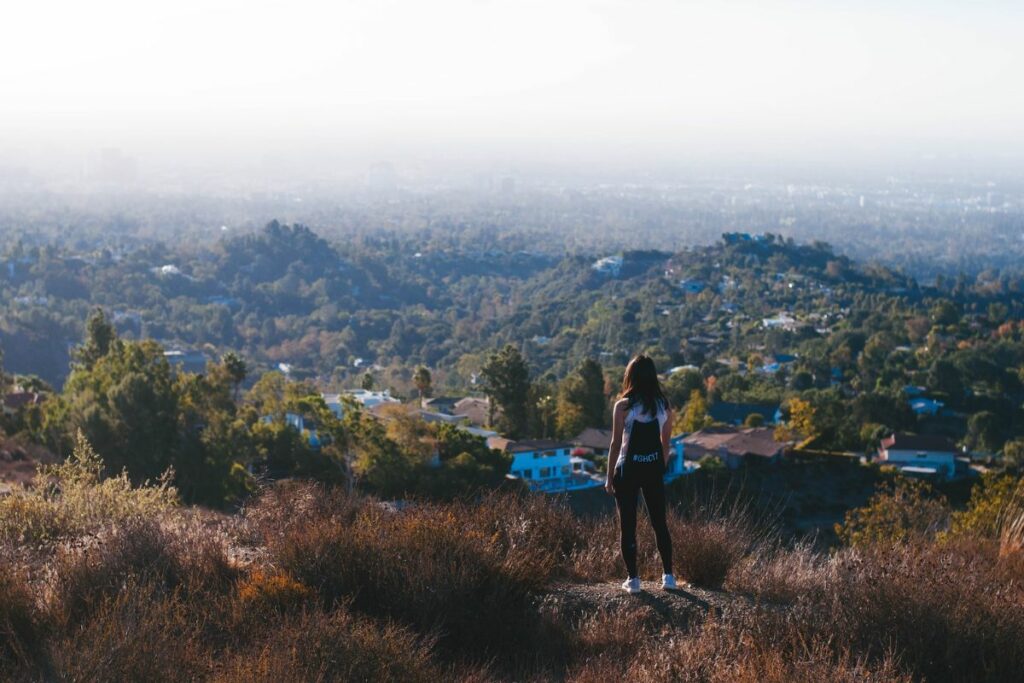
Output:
[573, 604, 664, 663]
[569, 501, 758, 587]
[268, 492, 566, 668]
[235, 569, 313, 621]
[792, 539, 1024, 682]
[50, 580, 210, 683]
[0, 432, 177, 545]
[997, 479, 1024, 557]
[726, 542, 830, 604]
[239, 479, 362, 545]
[461, 490, 585, 581]
[213, 607, 441, 683]
[51, 518, 237, 630]
[0, 560, 47, 678]
[568, 611, 909, 683]
[673, 518, 749, 589]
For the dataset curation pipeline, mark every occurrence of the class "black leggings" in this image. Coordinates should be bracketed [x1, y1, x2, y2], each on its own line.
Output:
[613, 457, 673, 578]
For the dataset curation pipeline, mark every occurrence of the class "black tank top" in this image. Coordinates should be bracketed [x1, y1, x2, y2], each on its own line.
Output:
[627, 417, 662, 458]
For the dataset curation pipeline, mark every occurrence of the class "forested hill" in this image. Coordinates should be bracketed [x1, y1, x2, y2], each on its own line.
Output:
[0, 221, 1020, 397]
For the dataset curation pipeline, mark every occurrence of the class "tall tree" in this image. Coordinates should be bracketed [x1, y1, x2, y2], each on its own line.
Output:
[555, 359, 606, 437]
[413, 366, 432, 401]
[361, 371, 376, 391]
[677, 390, 711, 434]
[221, 351, 248, 402]
[75, 308, 118, 370]
[481, 344, 530, 438]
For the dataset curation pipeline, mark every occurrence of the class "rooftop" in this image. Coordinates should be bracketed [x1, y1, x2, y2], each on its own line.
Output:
[506, 439, 574, 453]
[882, 433, 958, 453]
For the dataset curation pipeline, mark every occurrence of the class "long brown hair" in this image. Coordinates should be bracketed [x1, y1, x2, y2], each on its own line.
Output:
[620, 354, 669, 417]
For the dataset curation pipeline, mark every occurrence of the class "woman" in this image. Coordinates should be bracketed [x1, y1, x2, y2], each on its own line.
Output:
[605, 354, 677, 593]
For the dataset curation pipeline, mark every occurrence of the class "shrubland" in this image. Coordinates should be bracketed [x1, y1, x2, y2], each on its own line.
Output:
[2, 439, 1024, 682]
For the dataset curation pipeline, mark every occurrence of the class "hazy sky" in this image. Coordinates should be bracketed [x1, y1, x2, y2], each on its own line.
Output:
[3, 0, 1023, 175]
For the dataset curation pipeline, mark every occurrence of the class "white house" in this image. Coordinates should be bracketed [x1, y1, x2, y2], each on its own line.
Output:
[592, 256, 623, 277]
[322, 389, 400, 418]
[879, 433, 959, 480]
[761, 312, 799, 331]
[909, 398, 945, 417]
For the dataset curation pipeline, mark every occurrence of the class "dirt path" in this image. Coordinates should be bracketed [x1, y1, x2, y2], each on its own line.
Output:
[537, 580, 762, 631]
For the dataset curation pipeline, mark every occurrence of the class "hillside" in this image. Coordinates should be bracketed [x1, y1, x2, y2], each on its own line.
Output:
[0, 222, 1020, 391]
[3, 460, 1023, 682]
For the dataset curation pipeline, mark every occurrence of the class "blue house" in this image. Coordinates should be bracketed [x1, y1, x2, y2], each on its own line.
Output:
[909, 398, 945, 417]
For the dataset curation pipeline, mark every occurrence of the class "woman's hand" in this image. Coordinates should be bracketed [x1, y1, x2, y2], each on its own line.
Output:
[605, 478, 615, 495]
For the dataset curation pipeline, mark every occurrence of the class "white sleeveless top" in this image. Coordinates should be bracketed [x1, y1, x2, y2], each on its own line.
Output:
[618, 399, 668, 460]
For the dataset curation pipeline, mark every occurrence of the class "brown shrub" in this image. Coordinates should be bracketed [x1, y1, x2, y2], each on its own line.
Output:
[240, 480, 361, 545]
[50, 580, 209, 683]
[569, 488, 764, 587]
[236, 569, 312, 617]
[269, 495, 566, 668]
[792, 539, 1024, 682]
[51, 518, 238, 630]
[568, 611, 909, 683]
[213, 607, 441, 683]
[726, 542, 830, 604]
[0, 561, 47, 678]
[673, 518, 748, 589]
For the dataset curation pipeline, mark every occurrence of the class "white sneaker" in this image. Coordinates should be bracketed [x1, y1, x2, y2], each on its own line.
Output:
[661, 573, 678, 590]
[621, 577, 641, 594]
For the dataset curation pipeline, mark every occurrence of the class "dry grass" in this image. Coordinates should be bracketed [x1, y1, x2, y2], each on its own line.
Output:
[50, 518, 237, 631]
[789, 539, 1024, 683]
[5, 478, 1024, 681]
[0, 431, 177, 546]
[567, 606, 910, 683]
[213, 607, 442, 683]
[727, 542, 830, 604]
[264, 489, 568, 670]
[0, 560, 46, 679]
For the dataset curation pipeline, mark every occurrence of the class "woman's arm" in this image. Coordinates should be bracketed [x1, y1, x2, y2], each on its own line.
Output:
[605, 400, 626, 494]
[661, 408, 675, 468]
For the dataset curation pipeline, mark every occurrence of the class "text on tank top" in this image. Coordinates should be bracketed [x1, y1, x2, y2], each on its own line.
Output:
[619, 399, 666, 461]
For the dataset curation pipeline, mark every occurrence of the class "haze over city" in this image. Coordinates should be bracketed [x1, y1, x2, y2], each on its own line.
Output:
[3, 0, 1023, 185]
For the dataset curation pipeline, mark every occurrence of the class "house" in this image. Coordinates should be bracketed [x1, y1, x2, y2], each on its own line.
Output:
[259, 412, 322, 449]
[504, 439, 578, 492]
[454, 397, 497, 427]
[163, 349, 208, 375]
[666, 434, 689, 478]
[411, 409, 465, 425]
[592, 256, 623, 277]
[678, 279, 706, 294]
[572, 427, 613, 457]
[2, 391, 43, 417]
[570, 429, 689, 480]
[322, 390, 400, 418]
[708, 402, 782, 426]
[682, 427, 790, 469]
[421, 396, 462, 414]
[761, 313, 799, 331]
[878, 433, 959, 480]
[908, 398, 945, 417]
